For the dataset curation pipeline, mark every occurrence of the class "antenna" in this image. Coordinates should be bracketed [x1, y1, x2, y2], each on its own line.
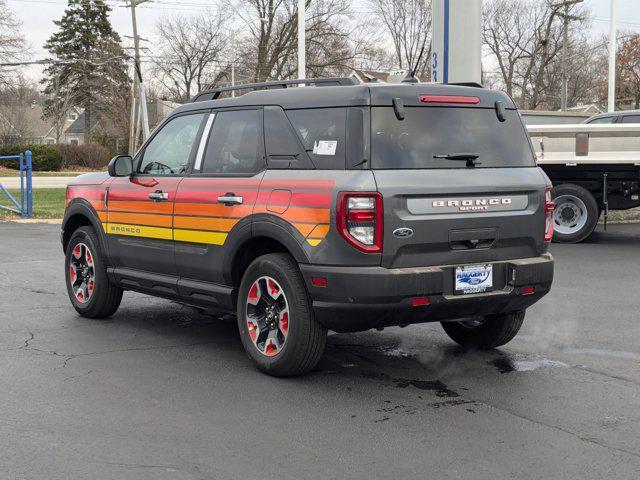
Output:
[401, 44, 426, 84]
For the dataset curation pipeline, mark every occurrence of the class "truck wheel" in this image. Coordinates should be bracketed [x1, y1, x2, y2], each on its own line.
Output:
[441, 310, 525, 349]
[237, 253, 327, 377]
[552, 183, 599, 243]
[65, 226, 123, 318]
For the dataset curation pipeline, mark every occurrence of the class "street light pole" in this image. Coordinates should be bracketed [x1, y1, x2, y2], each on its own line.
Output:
[297, 0, 305, 80]
[608, 0, 617, 112]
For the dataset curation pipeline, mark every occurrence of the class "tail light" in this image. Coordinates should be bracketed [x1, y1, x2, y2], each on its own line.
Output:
[336, 192, 383, 253]
[544, 186, 554, 242]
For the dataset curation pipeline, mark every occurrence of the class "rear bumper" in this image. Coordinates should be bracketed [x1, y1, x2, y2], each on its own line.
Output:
[300, 254, 554, 332]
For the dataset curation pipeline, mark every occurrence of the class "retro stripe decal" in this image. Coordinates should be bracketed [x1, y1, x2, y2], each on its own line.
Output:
[68, 178, 334, 247]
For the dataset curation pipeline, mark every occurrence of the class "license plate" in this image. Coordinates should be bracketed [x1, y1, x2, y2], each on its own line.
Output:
[455, 264, 493, 295]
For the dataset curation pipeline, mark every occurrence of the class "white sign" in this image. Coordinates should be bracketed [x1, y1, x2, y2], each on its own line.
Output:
[432, 0, 482, 84]
[313, 140, 337, 156]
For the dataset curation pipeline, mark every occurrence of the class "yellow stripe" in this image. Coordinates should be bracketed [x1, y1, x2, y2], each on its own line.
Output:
[106, 223, 172, 240]
[307, 239, 322, 247]
[174, 229, 228, 245]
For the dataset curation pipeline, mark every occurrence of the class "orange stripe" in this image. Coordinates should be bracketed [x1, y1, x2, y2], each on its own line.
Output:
[97, 211, 107, 223]
[174, 216, 238, 232]
[174, 202, 254, 218]
[308, 224, 330, 239]
[108, 200, 173, 215]
[292, 223, 316, 237]
[254, 204, 330, 223]
[108, 211, 172, 228]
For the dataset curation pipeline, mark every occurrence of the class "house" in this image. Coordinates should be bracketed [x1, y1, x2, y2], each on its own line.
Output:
[62, 98, 181, 147]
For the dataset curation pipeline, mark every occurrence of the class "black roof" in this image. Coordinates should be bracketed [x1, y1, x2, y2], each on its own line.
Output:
[584, 109, 640, 122]
[172, 80, 516, 116]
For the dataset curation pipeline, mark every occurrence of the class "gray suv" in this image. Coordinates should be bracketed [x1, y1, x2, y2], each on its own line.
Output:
[62, 77, 555, 376]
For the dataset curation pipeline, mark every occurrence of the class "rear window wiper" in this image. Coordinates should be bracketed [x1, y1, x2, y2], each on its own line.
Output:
[433, 152, 481, 167]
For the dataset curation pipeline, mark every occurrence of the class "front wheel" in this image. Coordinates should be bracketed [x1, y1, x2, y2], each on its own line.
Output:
[65, 226, 123, 318]
[441, 310, 525, 349]
[237, 253, 327, 377]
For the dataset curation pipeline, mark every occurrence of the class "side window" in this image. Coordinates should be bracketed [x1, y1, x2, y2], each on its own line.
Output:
[286, 107, 346, 169]
[264, 106, 313, 169]
[621, 115, 640, 123]
[587, 116, 614, 124]
[201, 110, 262, 174]
[139, 113, 206, 175]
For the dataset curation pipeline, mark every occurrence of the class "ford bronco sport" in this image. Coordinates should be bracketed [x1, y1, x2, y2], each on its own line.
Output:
[62, 77, 554, 376]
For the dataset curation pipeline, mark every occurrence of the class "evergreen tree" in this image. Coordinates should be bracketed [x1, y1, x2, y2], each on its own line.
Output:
[42, 0, 130, 140]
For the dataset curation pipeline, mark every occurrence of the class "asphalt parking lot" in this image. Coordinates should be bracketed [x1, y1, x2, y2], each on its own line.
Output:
[1, 223, 639, 480]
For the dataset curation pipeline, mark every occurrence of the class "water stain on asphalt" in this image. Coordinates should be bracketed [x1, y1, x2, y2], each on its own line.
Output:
[491, 355, 568, 373]
[393, 378, 459, 397]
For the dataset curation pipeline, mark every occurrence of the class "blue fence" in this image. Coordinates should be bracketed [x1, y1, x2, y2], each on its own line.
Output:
[0, 150, 33, 218]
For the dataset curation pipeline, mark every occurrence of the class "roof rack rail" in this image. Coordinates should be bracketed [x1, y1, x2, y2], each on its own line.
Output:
[448, 82, 484, 88]
[190, 77, 359, 102]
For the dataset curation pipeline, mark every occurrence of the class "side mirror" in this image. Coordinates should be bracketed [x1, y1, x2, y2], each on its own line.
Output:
[108, 155, 133, 177]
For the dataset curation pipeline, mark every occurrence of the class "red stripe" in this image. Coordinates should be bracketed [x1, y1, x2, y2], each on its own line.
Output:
[179, 178, 262, 189]
[175, 189, 259, 204]
[260, 179, 334, 190]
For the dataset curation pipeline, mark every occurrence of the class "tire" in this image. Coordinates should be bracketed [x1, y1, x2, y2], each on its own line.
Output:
[441, 310, 525, 349]
[237, 253, 327, 377]
[65, 226, 123, 318]
[552, 183, 599, 243]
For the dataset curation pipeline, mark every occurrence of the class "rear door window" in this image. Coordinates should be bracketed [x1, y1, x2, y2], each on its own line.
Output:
[587, 116, 615, 124]
[200, 109, 263, 174]
[285, 108, 346, 169]
[621, 115, 640, 123]
[370, 107, 536, 169]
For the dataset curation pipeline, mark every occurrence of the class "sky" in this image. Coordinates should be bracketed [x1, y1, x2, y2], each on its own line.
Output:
[5, 0, 640, 82]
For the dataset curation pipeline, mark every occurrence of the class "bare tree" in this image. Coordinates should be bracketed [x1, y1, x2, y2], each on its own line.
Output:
[366, 0, 431, 76]
[230, 0, 366, 83]
[0, 0, 26, 86]
[0, 77, 39, 146]
[152, 13, 227, 102]
[483, 0, 589, 109]
[43, 74, 79, 144]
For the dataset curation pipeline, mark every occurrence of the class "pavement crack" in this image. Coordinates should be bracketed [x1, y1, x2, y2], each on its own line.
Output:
[22, 332, 34, 349]
[476, 399, 640, 460]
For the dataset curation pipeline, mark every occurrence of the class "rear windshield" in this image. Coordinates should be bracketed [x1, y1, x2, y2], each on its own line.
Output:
[371, 107, 535, 169]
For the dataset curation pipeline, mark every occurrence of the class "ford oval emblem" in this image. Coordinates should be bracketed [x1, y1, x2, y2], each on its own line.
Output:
[393, 227, 414, 238]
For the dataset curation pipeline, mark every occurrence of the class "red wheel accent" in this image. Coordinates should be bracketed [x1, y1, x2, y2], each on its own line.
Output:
[247, 321, 258, 341]
[267, 278, 279, 296]
[280, 311, 289, 335]
[265, 340, 279, 356]
[72, 245, 82, 259]
[69, 265, 76, 283]
[85, 249, 93, 266]
[248, 282, 260, 305]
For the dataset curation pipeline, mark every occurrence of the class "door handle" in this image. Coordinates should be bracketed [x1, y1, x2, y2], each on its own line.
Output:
[148, 190, 169, 202]
[217, 193, 243, 206]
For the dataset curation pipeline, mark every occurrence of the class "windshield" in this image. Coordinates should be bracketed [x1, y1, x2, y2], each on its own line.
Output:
[371, 106, 536, 169]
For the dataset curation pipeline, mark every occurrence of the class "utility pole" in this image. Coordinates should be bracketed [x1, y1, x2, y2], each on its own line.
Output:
[231, 30, 236, 97]
[297, 0, 305, 80]
[127, 0, 150, 149]
[554, 0, 584, 112]
[608, 0, 617, 112]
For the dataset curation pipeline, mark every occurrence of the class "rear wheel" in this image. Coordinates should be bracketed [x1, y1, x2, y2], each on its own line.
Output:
[65, 226, 123, 318]
[552, 183, 599, 243]
[441, 310, 525, 349]
[237, 253, 327, 377]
